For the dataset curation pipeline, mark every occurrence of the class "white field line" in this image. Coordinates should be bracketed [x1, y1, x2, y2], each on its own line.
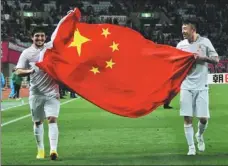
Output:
[1, 98, 78, 127]
[1, 102, 29, 111]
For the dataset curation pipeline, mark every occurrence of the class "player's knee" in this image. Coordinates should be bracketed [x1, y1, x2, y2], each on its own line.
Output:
[34, 121, 43, 126]
[48, 116, 57, 123]
[184, 116, 192, 124]
[199, 118, 207, 124]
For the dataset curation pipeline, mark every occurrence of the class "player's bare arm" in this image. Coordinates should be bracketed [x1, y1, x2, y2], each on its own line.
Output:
[15, 68, 34, 77]
[202, 56, 219, 64]
[194, 54, 219, 64]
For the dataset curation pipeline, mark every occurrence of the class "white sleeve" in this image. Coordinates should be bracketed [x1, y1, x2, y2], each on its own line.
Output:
[45, 41, 53, 49]
[176, 42, 181, 50]
[206, 38, 218, 57]
[16, 51, 29, 69]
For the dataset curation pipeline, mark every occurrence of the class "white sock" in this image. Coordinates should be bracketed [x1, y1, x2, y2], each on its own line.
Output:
[198, 121, 208, 136]
[184, 124, 194, 147]
[33, 124, 44, 150]
[48, 123, 59, 152]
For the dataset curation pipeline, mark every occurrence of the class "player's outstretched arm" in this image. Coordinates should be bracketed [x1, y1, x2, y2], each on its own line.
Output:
[15, 68, 34, 77]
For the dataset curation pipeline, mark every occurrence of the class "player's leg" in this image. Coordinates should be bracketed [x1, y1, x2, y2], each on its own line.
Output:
[44, 97, 60, 160]
[163, 99, 173, 109]
[0, 87, 2, 101]
[15, 84, 21, 100]
[8, 81, 15, 98]
[29, 95, 46, 159]
[17, 84, 21, 99]
[34, 121, 45, 159]
[14, 84, 19, 99]
[13, 83, 17, 99]
[195, 90, 209, 152]
[180, 89, 195, 155]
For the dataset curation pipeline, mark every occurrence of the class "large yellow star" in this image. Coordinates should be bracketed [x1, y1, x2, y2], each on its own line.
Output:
[68, 28, 91, 56]
[109, 41, 119, 52]
[101, 28, 111, 38]
[90, 67, 100, 74]
[106, 59, 115, 69]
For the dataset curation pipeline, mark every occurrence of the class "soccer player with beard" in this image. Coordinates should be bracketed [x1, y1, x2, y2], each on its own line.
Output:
[176, 20, 219, 155]
[15, 27, 60, 160]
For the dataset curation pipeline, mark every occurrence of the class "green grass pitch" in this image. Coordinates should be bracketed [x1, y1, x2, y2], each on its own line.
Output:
[1, 85, 228, 165]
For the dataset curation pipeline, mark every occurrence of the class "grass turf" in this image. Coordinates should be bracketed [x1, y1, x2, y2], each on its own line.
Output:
[1, 85, 228, 165]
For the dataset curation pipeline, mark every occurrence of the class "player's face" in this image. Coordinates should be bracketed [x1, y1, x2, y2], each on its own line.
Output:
[32, 32, 46, 47]
[182, 24, 194, 40]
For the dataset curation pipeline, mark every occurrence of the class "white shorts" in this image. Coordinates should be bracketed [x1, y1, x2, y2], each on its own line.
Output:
[180, 89, 210, 118]
[29, 95, 60, 122]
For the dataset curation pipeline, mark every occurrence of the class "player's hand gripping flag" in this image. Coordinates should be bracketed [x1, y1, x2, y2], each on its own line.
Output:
[36, 8, 195, 118]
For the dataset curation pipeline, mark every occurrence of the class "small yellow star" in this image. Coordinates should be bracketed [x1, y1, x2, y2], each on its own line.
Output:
[101, 28, 111, 38]
[68, 28, 91, 56]
[109, 41, 119, 52]
[90, 67, 100, 74]
[106, 59, 115, 69]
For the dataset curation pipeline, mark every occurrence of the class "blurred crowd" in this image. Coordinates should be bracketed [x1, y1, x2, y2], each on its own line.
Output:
[1, 0, 228, 57]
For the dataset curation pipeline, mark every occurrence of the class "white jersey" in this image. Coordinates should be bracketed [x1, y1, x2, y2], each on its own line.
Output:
[16, 44, 59, 97]
[176, 35, 218, 90]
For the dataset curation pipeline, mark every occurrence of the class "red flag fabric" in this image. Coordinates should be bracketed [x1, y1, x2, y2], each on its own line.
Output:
[36, 8, 195, 118]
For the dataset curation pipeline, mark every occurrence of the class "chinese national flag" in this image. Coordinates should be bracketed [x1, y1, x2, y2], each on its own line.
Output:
[36, 8, 195, 118]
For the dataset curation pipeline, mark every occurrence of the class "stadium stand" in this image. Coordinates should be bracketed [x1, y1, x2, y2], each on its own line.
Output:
[1, 0, 228, 86]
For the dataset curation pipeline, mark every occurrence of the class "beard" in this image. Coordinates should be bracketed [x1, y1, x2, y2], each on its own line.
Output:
[35, 40, 45, 48]
[183, 34, 194, 42]
[182, 33, 189, 39]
